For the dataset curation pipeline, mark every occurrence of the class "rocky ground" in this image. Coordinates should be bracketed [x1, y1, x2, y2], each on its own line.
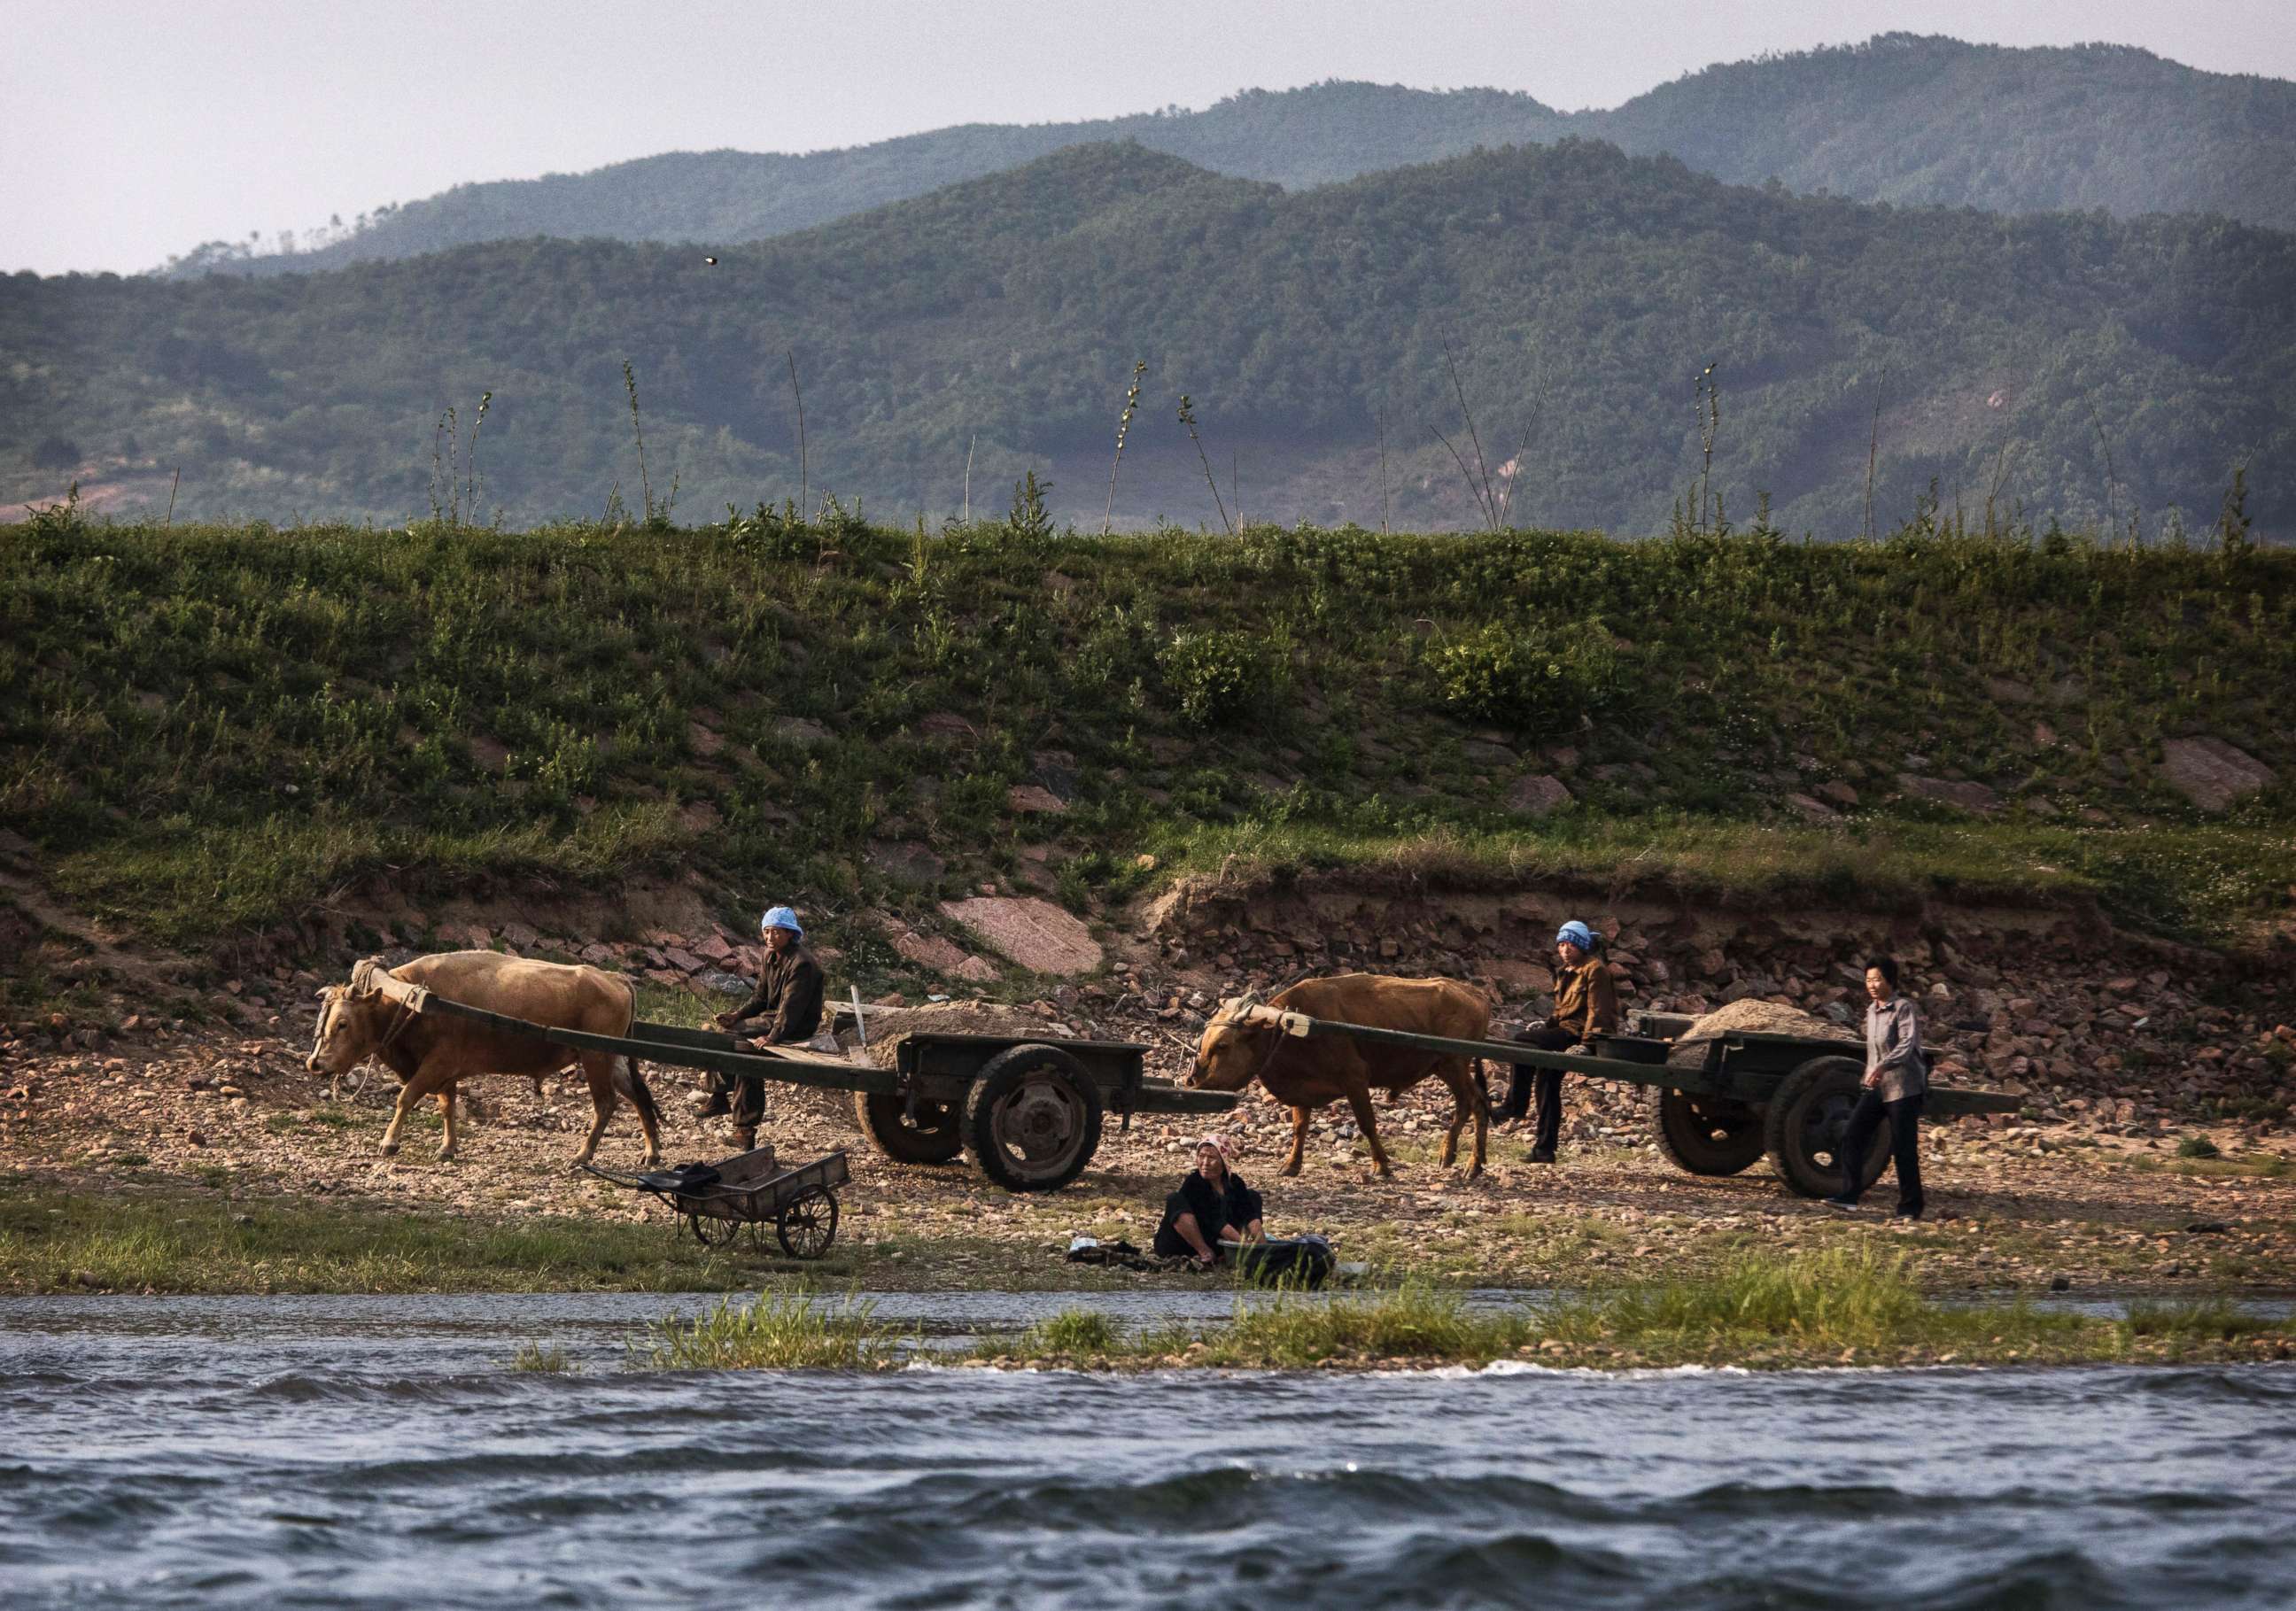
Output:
[5, 872, 2292, 1296]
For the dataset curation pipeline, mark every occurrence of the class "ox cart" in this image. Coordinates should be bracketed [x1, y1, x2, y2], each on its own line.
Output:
[1244, 1004, 2022, 1198]
[586, 1146, 851, 1258]
[363, 980, 1235, 1193]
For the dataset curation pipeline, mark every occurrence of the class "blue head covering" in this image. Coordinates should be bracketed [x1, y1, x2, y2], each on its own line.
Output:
[760, 905, 803, 940]
[1555, 920, 1595, 951]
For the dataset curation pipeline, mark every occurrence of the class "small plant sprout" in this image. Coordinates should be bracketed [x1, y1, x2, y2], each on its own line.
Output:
[1105, 360, 1147, 536]
[1009, 468, 1053, 541]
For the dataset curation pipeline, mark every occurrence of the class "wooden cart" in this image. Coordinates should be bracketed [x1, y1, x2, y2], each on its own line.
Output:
[586, 1146, 850, 1258]
[1240, 1004, 2023, 1198]
[365, 980, 1235, 1194]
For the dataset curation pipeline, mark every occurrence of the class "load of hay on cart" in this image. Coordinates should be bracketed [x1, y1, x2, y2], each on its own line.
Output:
[361, 984, 1237, 1194]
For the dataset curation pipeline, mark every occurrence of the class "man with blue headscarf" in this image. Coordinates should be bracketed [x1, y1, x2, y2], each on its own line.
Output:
[698, 905, 826, 1150]
[1494, 919, 1619, 1162]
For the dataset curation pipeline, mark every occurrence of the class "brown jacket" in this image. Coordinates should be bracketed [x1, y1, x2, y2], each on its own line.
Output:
[731, 943, 826, 1045]
[1547, 957, 1620, 1042]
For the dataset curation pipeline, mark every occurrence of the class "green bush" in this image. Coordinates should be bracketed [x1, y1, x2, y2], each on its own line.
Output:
[2176, 1135, 2222, 1159]
[1159, 629, 1278, 728]
[1425, 620, 1627, 730]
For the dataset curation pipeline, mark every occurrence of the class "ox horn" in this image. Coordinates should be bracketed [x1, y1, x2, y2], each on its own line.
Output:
[1211, 992, 1262, 1026]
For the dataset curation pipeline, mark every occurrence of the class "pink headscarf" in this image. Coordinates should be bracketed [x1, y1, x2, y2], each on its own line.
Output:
[1194, 1135, 1234, 1160]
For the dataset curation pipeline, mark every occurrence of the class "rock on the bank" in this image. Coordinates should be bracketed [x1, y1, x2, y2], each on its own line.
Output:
[2160, 738, 2276, 812]
[1897, 774, 2003, 813]
[939, 896, 1103, 976]
[1507, 774, 1573, 817]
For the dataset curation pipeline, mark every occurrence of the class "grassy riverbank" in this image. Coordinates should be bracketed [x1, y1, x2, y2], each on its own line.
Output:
[4, 513, 2292, 994]
[976, 1251, 2293, 1371]
[617, 1250, 2293, 1374]
[9, 1177, 2288, 1373]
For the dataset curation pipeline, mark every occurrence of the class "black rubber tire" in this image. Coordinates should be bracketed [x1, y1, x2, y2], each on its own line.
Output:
[854, 1090, 964, 1166]
[1647, 1087, 1766, 1176]
[687, 1211, 741, 1249]
[962, 1043, 1105, 1194]
[775, 1185, 839, 1259]
[1763, 1056, 1892, 1198]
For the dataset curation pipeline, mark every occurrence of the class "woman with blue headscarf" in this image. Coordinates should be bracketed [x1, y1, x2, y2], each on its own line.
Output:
[697, 905, 826, 1150]
[1494, 919, 1619, 1162]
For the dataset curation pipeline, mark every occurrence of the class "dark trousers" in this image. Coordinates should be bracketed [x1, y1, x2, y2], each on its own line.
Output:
[1839, 1089, 1925, 1213]
[1501, 1023, 1575, 1155]
[705, 1065, 768, 1128]
[1154, 1191, 1222, 1259]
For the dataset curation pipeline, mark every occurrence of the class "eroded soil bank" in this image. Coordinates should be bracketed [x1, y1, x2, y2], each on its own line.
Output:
[4, 874, 2291, 1317]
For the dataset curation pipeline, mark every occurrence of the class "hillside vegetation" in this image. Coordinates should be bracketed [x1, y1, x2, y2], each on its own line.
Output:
[11, 142, 2293, 537]
[170, 36, 2296, 277]
[3, 506, 2291, 1002]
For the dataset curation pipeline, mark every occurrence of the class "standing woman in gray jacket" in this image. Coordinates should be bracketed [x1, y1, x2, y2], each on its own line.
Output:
[1825, 956, 1928, 1220]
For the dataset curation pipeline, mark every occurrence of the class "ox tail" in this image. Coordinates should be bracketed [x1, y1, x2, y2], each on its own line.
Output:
[614, 1054, 663, 1132]
[1471, 1057, 1491, 1108]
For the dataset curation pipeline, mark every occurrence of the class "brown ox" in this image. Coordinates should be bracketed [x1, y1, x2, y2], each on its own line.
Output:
[304, 950, 663, 1166]
[1183, 973, 1493, 1178]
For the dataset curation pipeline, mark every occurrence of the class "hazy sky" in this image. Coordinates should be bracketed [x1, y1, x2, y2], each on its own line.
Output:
[9, 0, 2292, 275]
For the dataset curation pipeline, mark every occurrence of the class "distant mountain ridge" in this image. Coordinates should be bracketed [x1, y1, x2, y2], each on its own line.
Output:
[166, 35, 2296, 276]
[23, 139, 2289, 537]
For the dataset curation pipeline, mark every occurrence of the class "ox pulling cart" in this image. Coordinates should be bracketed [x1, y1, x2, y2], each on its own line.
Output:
[360, 980, 1236, 1194]
[1239, 1004, 2022, 1198]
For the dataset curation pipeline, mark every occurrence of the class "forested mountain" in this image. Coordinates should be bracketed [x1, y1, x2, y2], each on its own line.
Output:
[14, 140, 2291, 536]
[167, 35, 2296, 277]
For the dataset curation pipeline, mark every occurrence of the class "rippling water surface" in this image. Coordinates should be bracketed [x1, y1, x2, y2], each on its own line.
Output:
[3, 1292, 2291, 1609]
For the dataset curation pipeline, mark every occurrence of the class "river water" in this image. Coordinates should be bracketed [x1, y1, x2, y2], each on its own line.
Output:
[3, 1292, 2291, 1609]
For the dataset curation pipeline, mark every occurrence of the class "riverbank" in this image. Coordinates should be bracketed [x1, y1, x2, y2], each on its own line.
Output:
[616, 1251, 2292, 1375]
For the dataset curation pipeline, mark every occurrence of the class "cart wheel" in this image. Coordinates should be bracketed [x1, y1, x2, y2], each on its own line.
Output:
[854, 1091, 964, 1165]
[776, 1185, 839, 1259]
[687, 1211, 741, 1249]
[1763, 1056, 1892, 1198]
[963, 1043, 1105, 1194]
[1647, 1088, 1766, 1176]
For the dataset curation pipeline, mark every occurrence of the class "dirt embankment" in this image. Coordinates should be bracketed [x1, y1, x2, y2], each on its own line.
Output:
[4, 869, 2292, 1297]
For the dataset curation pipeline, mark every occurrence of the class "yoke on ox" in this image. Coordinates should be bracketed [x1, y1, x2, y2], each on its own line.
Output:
[1184, 973, 1493, 1179]
[305, 951, 664, 1166]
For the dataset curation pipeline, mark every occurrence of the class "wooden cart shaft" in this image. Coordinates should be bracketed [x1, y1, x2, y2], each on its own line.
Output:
[379, 978, 1231, 1112]
[1264, 1009, 2021, 1117]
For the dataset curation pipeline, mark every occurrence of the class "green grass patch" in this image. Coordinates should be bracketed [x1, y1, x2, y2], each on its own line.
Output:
[967, 1249, 2295, 1371]
[508, 1341, 577, 1373]
[4, 518, 2291, 977]
[0, 1178, 759, 1294]
[634, 1290, 908, 1370]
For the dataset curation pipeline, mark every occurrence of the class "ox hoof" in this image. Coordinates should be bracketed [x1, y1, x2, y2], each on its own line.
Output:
[379, 1142, 400, 1158]
[1280, 1164, 1302, 1178]
[437, 1149, 458, 1164]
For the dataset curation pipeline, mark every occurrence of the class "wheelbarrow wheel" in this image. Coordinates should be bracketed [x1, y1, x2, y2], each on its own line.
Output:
[1763, 1056, 1892, 1198]
[687, 1210, 741, 1249]
[963, 1043, 1104, 1194]
[855, 1091, 964, 1165]
[776, 1185, 839, 1259]
[1647, 1088, 1765, 1175]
